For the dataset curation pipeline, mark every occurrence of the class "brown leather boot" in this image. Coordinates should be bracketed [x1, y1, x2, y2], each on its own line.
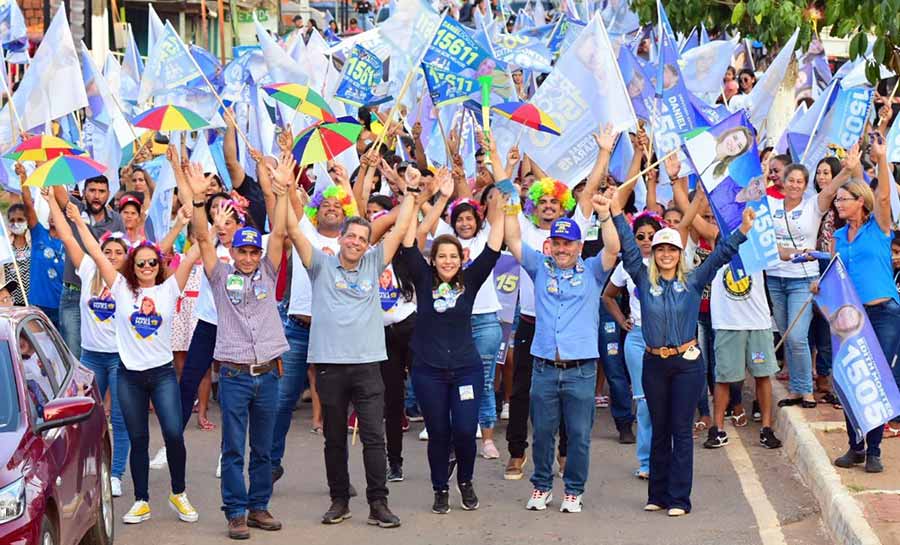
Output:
[247, 509, 282, 531]
[504, 455, 527, 480]
[228, 515, 250, 540]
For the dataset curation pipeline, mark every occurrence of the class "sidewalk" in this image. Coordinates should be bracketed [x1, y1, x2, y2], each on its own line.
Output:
[773, 378, 900, 545]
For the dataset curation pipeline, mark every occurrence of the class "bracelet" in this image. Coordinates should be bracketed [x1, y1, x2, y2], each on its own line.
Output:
[406, 187, 422, 194]
[597, 215, 611, 224]
[504, 203, 522, 216]
[192, 200, 205, 208]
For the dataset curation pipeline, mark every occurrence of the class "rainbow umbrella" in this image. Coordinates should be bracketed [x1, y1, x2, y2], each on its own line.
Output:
[292, 122, 363, 165]
[5, 135, 86, 162]
[491, 101, 561, 136]
[263, 83, 337, 123]
[132, 105, 209, 131]
[24, 155, 107, 187]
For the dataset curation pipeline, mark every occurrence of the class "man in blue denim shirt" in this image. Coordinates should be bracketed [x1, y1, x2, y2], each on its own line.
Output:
[504, 194, 619, 514]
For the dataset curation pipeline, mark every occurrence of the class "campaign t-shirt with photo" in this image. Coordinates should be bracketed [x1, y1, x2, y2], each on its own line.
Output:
[111, 275, 182, 371]
[77, 256, 118, 352]
[766, 195, 824, 278]
[710, 266, 770, 330]
[379, 264, 416, 326]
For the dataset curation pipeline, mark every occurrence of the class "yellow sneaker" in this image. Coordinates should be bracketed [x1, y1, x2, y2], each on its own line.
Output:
[168, 492, 199, 522]
[122, 500, 151, 524]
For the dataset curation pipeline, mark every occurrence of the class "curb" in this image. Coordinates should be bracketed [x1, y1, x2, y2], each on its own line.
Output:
[772, 379, 882, 545]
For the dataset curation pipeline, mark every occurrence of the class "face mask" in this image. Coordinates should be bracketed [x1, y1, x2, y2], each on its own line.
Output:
[9, 222, 26, 235]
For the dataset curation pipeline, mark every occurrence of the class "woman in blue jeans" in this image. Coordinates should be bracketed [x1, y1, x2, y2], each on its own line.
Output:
[826, 135, 900, 473]
[77, 209, 200, 525]
[400, 177, 503, 514]
[49, 196, 131, 497]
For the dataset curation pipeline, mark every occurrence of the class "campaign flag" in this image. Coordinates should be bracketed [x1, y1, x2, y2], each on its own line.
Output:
[617, 45, 651, 121]
[600, 0, 639, 36]
[80, 43, 121, 131]
[680, 27, 699, 54]
[815, 256, 900, 441]
[146, 155, 176, 244]
[801, 84, 872, 171]
[147, 4, 166, 52]
[335, 45, 391, 107]
[139, 22, 203, 103]
[520, 14, 636, 185]
[745, 28, 799, 130]
[492, 27, 554, 72]
[493, 252, 520, 365]
[700, 23, 710, 45]
[424, 16, 495, 74]
[533, 0, 546, 26]
[379, 0, 441, 64]
[547, 16, 585, 59]
[681, 38, 738, 102]
[683, 111, 779, 278]
[422, 62, 479, 106]
[255, 19, 308, 86]
[120, 24, 144, 103]
[0, 0, 27, 63]
[732, 39, 754, 71]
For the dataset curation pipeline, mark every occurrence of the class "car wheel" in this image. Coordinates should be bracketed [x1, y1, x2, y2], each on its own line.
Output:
[81, 448, 114, 545]
[40, 515, 57, 545]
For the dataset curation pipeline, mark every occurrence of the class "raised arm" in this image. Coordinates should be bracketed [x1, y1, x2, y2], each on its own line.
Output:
[579, 124, 616, 219]
[17, 165, 38, 229]
[415, 168, 453, 248]
[382, 167, 420, 265]
[67, 202, 118, 287]
[692, 207, 755, 288]
[818, 143, 859, 212]
[611, 188, 643, 280]
[329, 162, 359, 217]
[286, 188, 314, 269]
[485, 132, 508, 180]
[592, 193, 619, 271]
[265, 152, 294, 270]
[159, 205, 191, 256]
[184, 162, 220, 278]
[671, 169, 718, 243]
[869, 131, 894, 234]
[485, 189, 505, 252]
[411, 121, 428, 170]
[173, 244, 201, 291]
[224, 108, 247, 186]
[166, 146, 190, 207]
[503, 194, 523, 262]
[45, 192, 84, 268]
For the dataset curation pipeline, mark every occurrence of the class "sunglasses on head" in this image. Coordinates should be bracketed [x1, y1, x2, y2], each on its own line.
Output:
[136, 258, 159, 269]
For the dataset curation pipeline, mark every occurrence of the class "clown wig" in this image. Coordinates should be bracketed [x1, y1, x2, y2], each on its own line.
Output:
[523, 177, 575, 224]
[305, 185, 357, 225]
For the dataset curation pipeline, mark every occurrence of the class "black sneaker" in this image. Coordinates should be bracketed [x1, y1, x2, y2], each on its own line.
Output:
[702, 427, 728, 449]
[432, 490, 450, 514]
[367, 499, 401, 528]
[387, 463, 404, 482]
[865, 455, 884, 473]
[457, 481, 479, 511]
[834, 449, 865, 468]
[759, 427, 782, 449]
[271, 464, 284, 484]
[322, 498, 351, 524]
[618, 426, 636, 444]
[752, 401, 762, 422]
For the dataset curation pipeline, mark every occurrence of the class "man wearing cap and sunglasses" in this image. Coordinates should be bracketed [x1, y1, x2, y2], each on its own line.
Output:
[187, 157, 291, 540]
[504, 192, 620, 514]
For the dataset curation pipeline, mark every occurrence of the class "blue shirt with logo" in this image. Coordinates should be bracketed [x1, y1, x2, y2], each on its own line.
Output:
[29, 223, 64, 309]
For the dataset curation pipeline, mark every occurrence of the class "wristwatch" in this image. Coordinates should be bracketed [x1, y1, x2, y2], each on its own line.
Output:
[192, 200, 205, 208]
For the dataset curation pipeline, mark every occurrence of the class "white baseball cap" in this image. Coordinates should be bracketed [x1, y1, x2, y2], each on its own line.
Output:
[651, 228, 684, 251]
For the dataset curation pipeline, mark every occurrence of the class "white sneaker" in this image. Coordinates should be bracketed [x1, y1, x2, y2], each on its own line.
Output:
[110, 476, 122, 497]
[500, 402, 510, 420]
[476, 425, 482, 439]
[149, 447, 167, 470]
[560, 494, 583, 513]
[526, 489, 553, 511]
[419, 428, 429, 441]
[122, 500, 151, 524]
[481, 439, 500, 459]
[215, 454, 221, 479]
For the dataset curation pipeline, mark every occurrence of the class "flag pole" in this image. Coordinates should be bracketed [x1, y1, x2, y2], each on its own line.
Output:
[621, 148, 678, 189]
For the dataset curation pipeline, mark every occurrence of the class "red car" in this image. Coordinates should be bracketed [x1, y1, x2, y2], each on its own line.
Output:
[0, 308, 113, 545]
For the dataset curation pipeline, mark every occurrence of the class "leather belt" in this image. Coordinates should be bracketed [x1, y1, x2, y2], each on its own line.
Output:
[539, 358, 589, 370]
[289, 314, 311, 327]
[646, 340, 697, 359]
[220, 360, 278, 377]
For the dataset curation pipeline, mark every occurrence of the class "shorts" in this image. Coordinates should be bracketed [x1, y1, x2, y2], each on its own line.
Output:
[713, 329, 779, 383]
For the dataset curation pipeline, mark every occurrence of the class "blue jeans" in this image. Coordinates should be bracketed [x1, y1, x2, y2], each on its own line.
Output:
[530, 358, 597, 496]
[117, 363, 186, 502]
[472, 312, 502, 430]
[412, 362, 483, 491]
[767, 275, 816, 395]
[846, 299, 900, 457]
[58, 285, 81, 359]
[271, 318, 310, 467]
[599, 305, 634, 428]
[179, 320, 217, 428]
[81, 350, 130, 478]
[219, 365, 279, 520]
[624, 328, 651, 474]
[643, 351, 706, 512]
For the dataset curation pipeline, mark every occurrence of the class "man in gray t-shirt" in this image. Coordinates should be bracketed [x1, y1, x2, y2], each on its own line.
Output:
[287, 171, 418, 529]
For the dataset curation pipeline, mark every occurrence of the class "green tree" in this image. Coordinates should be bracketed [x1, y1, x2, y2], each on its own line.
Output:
[629, 0, 897, 84]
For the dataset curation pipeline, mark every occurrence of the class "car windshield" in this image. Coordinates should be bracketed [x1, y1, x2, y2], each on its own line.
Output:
[0, 345, 18, 432]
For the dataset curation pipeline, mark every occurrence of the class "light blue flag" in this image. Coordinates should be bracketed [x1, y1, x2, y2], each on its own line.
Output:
[745, 28, 799, 130]
[801, 83, 871, 171]
[886, 105, 900, 164]
[146, 155, 176, 244]
[80, 45, 116, 130]
[147, 4, 166, 52]
[700, 23, 709, 45]
[255, 19, 308, 85]
[424, 16, 495, 74]
[458, 110, 478, 184]
[335, 45, 391, 107]
[422, 62, 479, 106]
[0, 0, 27, 63]
[379, 0, 441, 64]
[681, 39, 738, 102]
[679, 27, 698, 54]
[138, 22, 202, 103]
[521, 14, 636, 185]
[617, 45, 652, 121]
[121, 24, 143, 103]
[533, 0, 546, 26]
[492, 27, 554, 72]
[600, 0, 639, 36]
[209, 135, 232, 189]
[513, 9, 535, 31]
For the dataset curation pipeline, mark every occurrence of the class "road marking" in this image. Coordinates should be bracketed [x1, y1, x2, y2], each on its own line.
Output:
[724, 430, 788, 545]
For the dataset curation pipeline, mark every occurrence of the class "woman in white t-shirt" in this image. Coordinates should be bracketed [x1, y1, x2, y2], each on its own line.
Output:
[49, 196, 132, 497]
[766, 163, 841, 408]
[431, 192, 504, 459]
[601, 213, 662, 480]
[76, 207, 200, 525]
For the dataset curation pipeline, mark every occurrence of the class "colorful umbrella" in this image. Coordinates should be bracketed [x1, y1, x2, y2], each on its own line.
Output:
[491, 101, 561, 136]
[292, 122, 363, 165]
[132, 105, 210, 131]
[24, 155, 107, 187]
[4, 135, 85, 162]
[263, 83, 337, 123]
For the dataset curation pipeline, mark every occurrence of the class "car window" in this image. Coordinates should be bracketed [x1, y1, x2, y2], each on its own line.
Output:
[18, 329, 53, 416]
[0, 346, 18, 432]
[24, 319, 69, 392]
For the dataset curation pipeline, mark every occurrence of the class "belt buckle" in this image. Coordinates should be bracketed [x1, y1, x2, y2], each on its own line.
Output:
[249, 363, 264, 376]
[659, 347, 673, 359]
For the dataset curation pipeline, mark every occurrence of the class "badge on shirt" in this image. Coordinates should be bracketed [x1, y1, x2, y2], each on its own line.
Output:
[226, 274, 245, 305]
[253, 284, 268, 300]
[607, 342, 619, 356]
[459, 385, 475, 401]
[649, 285, 663, 297]
[585, 223, 599, 241]
[88, 294, 116, 322]
[604, 322, 616, 334]
[130, 295, 162, 339]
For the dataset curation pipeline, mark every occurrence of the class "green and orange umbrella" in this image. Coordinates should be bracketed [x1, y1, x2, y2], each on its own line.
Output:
[4, 135, 86, 162]
[292, 121, 363, 166]
[491, 101, 561, 136]
[132, 105, 210, 131]
[24, 155, 107, 187]
[263, 83, 337, 123]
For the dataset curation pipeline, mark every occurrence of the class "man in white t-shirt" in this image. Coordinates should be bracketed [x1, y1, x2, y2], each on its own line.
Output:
[703, 266, 782, 450]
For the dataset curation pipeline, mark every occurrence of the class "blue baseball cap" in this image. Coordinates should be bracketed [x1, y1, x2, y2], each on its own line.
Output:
[549, 218, 581, 242]
[232, 227, 263, 249]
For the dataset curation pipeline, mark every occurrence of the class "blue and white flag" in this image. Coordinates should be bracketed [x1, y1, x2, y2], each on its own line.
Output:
[681, 38, 738, 102]
[121, 24, 143, 103]
[600, 0, 639, 36]
[0, 0, 28, 63]
[814, 256, 900, 442]
[683, 111, 779, 278]
[147, 3, 166, 52]
[744, 28, 799, 130]
[379, 0, 441, 64]
[491, 27, 554, 72]
[422, 62, 479, 106]
[616, 45, 652, 121]
[256, 19, 308, 85]
[138, 22, 203, 103]
[679, 27, 698, 54]
[335, 45, 391, 107]
[424, 16, 495, 74]
[801, 83, 871, 171]
[146, 155, 176, 244]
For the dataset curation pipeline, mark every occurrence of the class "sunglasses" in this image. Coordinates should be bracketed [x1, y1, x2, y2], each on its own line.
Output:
[635, 233, 651, 241]
[136, 258, 159, 269]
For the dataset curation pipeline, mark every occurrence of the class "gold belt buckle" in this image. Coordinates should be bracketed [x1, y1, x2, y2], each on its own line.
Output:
[659, 347, 673, 359]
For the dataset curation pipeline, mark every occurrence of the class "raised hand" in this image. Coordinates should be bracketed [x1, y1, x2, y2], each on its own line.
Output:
[404, 165, 421, 190]
[739, 205, 757, 234]
[592, 123, 617, 153]
[664, 152, 681, 179]
[185, 162, 210, 198]
[435, 167, 453, 197]
[591, 192, 611, 219]
[868, 132, 886, 162]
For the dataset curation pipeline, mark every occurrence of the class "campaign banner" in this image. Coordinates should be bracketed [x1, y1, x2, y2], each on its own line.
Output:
[683, 111, 779, 279]
[802, 84, 872, 171]
[423, 16, 495, 74]
[422, 63, 479, 107]
[335, 45, 391, 107]
[814, 256, 900, 441]
[493, 252, 520, 366]
[491, 30, 554, 73]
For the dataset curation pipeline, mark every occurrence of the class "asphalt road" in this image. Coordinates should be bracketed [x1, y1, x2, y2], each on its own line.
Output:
[112, 400, 831, 545]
